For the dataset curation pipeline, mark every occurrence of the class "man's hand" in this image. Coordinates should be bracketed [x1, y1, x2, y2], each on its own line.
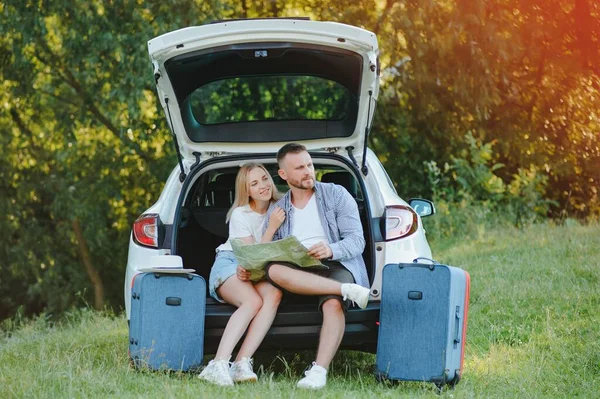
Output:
[307, 241, 333, 260]
[236, 265, 251, 281]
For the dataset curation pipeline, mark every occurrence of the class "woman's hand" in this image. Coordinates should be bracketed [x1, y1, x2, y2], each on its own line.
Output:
[268, 206, 286, 230]
[236, 265, 251, 281]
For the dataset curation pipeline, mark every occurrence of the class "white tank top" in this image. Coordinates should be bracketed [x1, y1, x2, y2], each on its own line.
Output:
[291, 194, 329, 249]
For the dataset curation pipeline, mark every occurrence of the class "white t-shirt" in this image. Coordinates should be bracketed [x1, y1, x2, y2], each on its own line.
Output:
[291, 194, 329, 249]
[217, 204, 267, 252]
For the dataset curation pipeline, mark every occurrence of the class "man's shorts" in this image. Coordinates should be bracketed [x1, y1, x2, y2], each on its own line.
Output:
[264, 260, 355, 313]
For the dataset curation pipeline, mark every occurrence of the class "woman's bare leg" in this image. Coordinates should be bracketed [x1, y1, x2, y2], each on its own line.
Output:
[236, 282, 282, 360]
[214, 277, 263, 360]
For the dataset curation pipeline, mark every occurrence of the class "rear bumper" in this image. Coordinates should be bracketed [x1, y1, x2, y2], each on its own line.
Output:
[204, 298, 380, 354]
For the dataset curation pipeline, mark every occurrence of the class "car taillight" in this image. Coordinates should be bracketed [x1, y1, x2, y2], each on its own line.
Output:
[133, 214, 159, 248]
[384, 205, 418, 241]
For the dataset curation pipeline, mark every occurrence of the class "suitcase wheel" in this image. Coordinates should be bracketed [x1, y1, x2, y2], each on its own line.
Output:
[374, 370, 386, 383]
[448, 370, 461, 388]
[435, 370, 461, 391]
[373, 370, 397, 385]
[129, 356, 140, 369]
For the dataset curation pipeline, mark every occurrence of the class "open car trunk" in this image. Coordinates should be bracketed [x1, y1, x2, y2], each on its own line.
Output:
[149, 19, 380, 161]
[173, 155, 379, 353]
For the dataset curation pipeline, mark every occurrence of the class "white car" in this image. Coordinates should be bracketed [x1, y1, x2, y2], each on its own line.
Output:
[125, 18, 435, 353]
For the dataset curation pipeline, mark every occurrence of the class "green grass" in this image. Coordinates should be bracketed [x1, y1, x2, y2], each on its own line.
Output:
[1, 223, 599, 398]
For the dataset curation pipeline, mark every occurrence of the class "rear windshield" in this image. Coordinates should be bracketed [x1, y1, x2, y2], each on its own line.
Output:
[190, 75, 351, 125]
[165, 43, 361, 142]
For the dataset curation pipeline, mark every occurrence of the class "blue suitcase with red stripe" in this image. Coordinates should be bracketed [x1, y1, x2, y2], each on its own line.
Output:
[376, 258, 470, 387]
[129, 272, 206, 371]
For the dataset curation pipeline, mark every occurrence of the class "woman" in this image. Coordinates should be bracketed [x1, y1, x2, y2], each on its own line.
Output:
[198, 163, 286, 386]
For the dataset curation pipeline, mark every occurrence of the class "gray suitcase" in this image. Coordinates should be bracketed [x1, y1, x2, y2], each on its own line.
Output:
[376, 258, 470, 387]
[129, 272, 206, 371]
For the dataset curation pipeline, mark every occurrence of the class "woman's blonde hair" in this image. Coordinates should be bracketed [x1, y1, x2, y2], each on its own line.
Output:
[226, 163, 281, 223]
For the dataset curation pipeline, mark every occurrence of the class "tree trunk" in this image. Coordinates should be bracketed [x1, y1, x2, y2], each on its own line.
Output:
[72, 219, 105, 310]
[374, 0, 395, 35]
[269, 0, 279, 17]
[241, 0, 248, 18]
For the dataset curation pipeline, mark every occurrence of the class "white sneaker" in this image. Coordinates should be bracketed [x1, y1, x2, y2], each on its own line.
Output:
[230, 357, 258, 383]
[341, 283, 370, 309]
[198, 358, 234, 386]
[297, 362, 327, 390]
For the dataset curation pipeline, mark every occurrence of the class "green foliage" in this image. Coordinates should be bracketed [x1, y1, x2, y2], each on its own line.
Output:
[0, 0, 222, 319]
[372, 0, 600, 216]
[193, 76, 350, 124]
[506, 166, 556, 227]
[0, 0, 598, 319]
[423, 132, 555, 240]
[426, 132, 507, 204]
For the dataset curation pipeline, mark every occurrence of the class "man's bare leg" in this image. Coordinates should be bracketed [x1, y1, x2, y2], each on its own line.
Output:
[267, 263, 342, 295]
[315, 299, 345, 369]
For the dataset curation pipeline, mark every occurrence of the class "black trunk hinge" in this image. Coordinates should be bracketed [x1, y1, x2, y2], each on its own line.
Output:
[191, 152, 201, 171]
[164, 97, 187, 183]
[346, 146, 359, 168]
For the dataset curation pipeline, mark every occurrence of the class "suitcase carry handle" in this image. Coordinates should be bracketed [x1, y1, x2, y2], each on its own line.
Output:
[404, 257, 439, 271]
[454, 305, 462, 346]
[154, 273, 194, 280]
[400, 263, 434, 271]
[412, 257, 440, 265]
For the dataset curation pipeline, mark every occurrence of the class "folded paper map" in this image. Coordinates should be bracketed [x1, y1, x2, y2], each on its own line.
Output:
[230, 236, 327, 281]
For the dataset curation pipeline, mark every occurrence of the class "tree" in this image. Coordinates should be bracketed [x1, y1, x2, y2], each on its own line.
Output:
[1, 0, 598, 320]
[0, 0, 221, 318]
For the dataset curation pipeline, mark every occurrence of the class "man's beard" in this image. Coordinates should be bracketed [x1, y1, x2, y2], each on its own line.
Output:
[288, 177, 314, 190]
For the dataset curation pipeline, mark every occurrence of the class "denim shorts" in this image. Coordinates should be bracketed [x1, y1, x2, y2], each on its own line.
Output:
[208, 250, 238, 303]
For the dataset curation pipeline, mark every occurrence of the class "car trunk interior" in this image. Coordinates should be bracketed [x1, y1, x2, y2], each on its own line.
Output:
[175, 160, 374, 305]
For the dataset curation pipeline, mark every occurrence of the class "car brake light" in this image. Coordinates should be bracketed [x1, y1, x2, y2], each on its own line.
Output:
[133, 214, 159, 248]
[384, 205, 418, 241]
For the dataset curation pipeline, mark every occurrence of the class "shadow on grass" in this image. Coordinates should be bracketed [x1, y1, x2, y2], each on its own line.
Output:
[200, 349, 378, 379]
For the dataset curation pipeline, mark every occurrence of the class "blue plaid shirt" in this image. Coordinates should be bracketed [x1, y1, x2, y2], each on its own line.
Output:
[264, 181, 369, 288]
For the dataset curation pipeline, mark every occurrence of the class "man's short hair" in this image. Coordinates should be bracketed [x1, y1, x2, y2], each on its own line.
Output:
[277, 143, 307, 166]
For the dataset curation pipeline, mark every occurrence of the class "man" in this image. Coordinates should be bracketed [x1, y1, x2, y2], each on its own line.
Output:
[238, 143, 370, 389]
